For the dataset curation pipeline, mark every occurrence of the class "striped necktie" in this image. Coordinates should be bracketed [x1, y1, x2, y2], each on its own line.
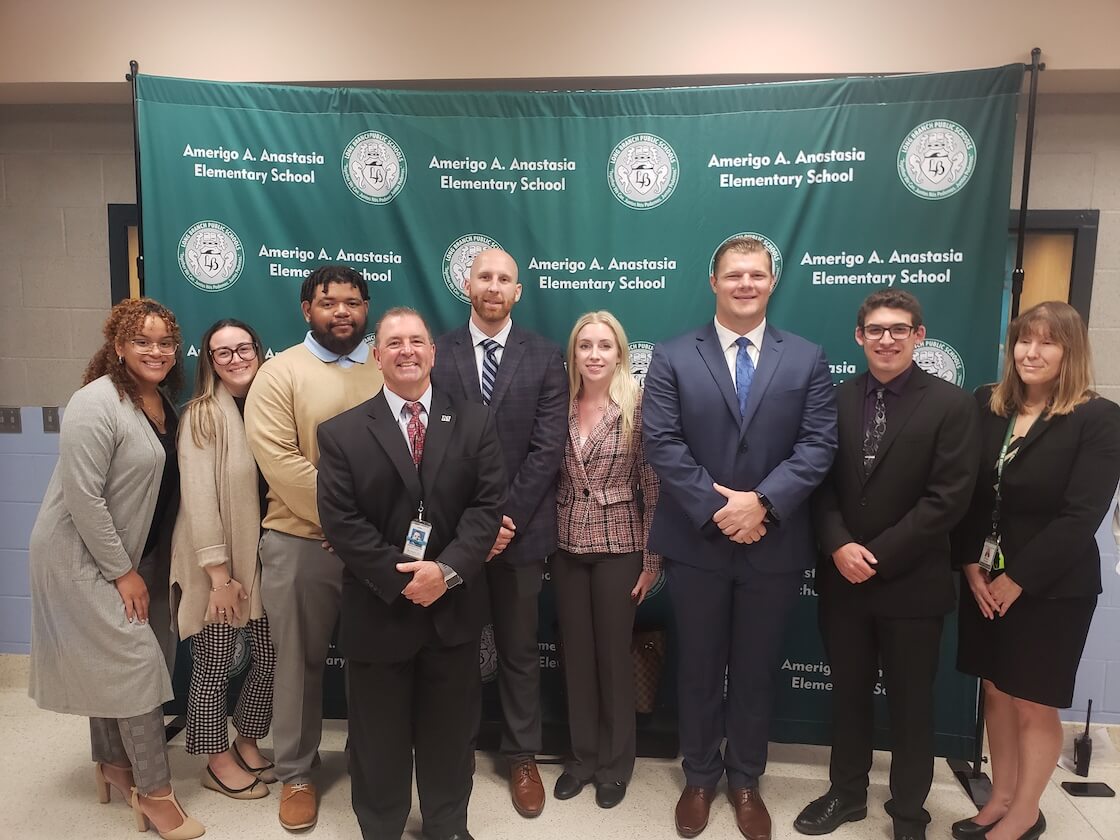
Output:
[480, 338, 500, 404]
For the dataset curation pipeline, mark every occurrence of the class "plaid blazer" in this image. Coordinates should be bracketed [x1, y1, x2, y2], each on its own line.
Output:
[556, 394, 662, 572]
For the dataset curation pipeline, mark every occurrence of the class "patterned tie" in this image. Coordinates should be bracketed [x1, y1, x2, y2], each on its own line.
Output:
[405, 401, 426, 467]
[863, 386, 886, 476]
[735, 337, 755, 418]
[480, 338, 500, 404]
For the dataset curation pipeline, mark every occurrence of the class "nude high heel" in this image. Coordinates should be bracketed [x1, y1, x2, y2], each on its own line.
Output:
[130, 787, 206, 839]
[95, 763, 111, 804]
[96, 762, 132, 804]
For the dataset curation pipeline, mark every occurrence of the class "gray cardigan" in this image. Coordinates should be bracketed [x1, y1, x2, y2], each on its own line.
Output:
[28, 375, 174, 718]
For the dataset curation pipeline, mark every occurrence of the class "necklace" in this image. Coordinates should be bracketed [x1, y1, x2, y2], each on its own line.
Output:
[141, 394, 166, 431]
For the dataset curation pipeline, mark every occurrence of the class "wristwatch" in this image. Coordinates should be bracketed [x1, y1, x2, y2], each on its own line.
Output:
[437, 561, 463, 589]
[756, 492, 779, 523]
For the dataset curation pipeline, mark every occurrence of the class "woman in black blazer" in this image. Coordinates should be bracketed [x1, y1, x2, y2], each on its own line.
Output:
[951, 302, 1120, 840]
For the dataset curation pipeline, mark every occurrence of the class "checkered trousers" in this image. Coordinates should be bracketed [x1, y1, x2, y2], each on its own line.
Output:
[185, 616, 276, 755]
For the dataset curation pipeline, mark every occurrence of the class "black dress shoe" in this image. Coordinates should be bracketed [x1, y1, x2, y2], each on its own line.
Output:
[951, 816, 1000, 839]
[794, 792, 868, 835]
[554, 771, 588, 800]
[423, 833, 475, 840]
[595, 781, 626, 809]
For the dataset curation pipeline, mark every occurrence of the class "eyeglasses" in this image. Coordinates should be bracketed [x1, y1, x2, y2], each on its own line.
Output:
[209, 343, 258, 365]
[861, 324, 916, 341]
[130, 338, 178, 354]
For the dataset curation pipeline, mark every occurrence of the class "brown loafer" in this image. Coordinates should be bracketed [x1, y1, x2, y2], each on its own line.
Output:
[675, 785, 716, 837]
[728, 787, 771, 840]
[509, 759, 545, 817]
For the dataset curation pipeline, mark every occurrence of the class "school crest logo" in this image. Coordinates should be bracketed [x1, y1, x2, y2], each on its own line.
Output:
[342, 131, 406, 204]
[479, 623, 499, 683]
[897, 120, 976, 200]
[442, 234, 503, 303]
[628, 341, 655, 389]
[178, 221, 244, 292]
[608, 133, 679, 210]
[710, 232, 784, 283]
[914, 338, 965, 386]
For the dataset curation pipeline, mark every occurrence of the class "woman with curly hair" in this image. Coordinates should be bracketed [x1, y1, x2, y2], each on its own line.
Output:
[29, 298, 204, 839]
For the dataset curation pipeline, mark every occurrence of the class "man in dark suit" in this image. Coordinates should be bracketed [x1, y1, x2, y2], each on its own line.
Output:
[317, 307, 507, 840]
[643, 236, 838, 840]
[794, 290, 979, 840]
[432, 248, 568, 817]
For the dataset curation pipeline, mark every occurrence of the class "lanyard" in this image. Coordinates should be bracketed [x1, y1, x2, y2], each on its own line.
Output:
[988, 417, 1017, 570]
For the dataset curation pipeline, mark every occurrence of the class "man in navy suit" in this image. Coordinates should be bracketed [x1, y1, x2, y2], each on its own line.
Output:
[432, 248, 568, 818]
[643, 236, 838, 840]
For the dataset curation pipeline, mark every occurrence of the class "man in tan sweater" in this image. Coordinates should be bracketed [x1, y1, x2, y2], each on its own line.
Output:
[245, 265, 383, 831]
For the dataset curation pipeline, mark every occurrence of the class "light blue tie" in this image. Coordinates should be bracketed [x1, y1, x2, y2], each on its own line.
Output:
[735, 337, 755, 418]
[480, 338, 500, 404]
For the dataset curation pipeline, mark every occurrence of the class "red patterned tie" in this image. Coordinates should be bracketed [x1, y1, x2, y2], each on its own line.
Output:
[405, 401, 425, 466]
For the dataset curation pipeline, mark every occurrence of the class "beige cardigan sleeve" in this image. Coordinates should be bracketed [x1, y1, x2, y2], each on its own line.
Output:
[244, 359, 320, 525]
[177, 406, 231, 570]
[57, 384, 133, 581]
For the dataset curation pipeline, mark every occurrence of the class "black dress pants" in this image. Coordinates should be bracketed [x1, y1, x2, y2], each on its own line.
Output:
[820, 597, 943, 831]
[348, 636, 480, 840]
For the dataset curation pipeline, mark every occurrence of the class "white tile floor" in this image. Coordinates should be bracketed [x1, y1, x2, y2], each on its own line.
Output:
[2, 654, 1117, 839]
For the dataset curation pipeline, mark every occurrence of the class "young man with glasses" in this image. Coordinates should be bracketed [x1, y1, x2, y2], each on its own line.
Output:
[795, 289, 980, 840]
[244, 265, 383, 831]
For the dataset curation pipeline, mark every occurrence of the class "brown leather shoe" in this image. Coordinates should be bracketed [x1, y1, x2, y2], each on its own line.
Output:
[675, 785, 716, 837]
[509, 759, 545, 817]
[279, 782, 318, 831]
[728, 787, 771, 840]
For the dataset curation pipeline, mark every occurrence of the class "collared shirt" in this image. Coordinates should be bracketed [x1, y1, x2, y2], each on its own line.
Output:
[863, 363, 914, 438]
[468, 317, 514, 394]
[302, 331, 370, 369]
[382, 384, 433, 460]
[713, 317, 766, 388]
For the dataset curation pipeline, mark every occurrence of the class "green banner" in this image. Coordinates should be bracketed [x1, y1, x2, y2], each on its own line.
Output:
[139, 66, 1021, 759]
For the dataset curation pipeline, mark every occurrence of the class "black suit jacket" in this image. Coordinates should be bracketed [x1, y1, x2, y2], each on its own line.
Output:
[316, 388, 507, 662]
[432, 322, 568, 565]
[951, 386, 1120, 599]
[813, 366, 981, 617]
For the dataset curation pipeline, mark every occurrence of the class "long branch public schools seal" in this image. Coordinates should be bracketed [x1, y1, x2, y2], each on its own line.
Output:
[710, 232, 784, 282]
[479, 623, 498, 683]
[178, 221, 244, 292]
[629, 341, 655, 389]
[342, 131, 406, 204]
[608, 133, 679, 210]
[442, 234, 503, 303]
[897, 120, 976, 200]
[914, 338, 965, 386]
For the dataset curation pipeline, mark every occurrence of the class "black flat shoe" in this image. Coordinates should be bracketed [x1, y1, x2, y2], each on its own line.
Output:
[553, 772, 587, 800]
[794, 792, 867, 835]
[595, 781, 626, 809]
[1017, 812, 1046, 840]
[951, 816, 1000, 839]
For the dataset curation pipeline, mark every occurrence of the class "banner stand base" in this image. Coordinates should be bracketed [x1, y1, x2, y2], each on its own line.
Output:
[947, 758, 992, 807]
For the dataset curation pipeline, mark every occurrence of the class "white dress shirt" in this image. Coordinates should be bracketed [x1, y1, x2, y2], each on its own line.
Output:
[468, 317, 514, 393]
[713, 317, 766, 388]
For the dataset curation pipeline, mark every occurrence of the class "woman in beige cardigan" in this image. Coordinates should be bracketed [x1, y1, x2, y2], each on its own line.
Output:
[29, 298, 204, 840]
[171, 319, 275, 801]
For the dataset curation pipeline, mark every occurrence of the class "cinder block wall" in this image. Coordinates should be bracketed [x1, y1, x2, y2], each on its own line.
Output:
[1, 96, 1118, 722]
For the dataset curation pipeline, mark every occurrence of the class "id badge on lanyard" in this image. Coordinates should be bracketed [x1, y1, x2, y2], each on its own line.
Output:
[403, 501, 432, 560]
[979, 419, 1015, 572]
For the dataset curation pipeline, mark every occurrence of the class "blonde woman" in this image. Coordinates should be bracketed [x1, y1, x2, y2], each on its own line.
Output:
[29, 298, 204, 839]
[551, 311, 660, 809]
[171, 319, 275, 801]
[951, 302, 1120, 840]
